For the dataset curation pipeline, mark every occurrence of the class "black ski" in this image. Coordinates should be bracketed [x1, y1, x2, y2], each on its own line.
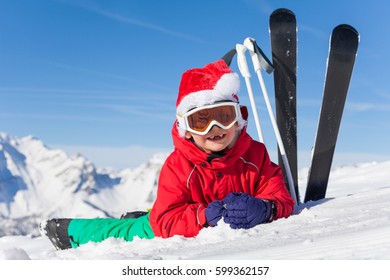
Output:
[304, 24, 359, 202]
[269, 8, 299, 202]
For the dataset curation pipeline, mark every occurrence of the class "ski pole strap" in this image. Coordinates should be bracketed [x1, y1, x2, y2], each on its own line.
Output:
[221, 48, 237, 66]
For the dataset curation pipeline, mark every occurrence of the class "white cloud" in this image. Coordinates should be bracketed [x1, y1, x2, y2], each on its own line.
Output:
[65, 2, 204, 43]
[347, 102, 390, 112]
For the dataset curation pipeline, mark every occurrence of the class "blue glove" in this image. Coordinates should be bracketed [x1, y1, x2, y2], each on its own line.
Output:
[223, 193, 271, 229]
[204, 200, 226, 227]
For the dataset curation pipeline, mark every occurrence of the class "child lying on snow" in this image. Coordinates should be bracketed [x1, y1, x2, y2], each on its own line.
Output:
[39, 59, 294, 250]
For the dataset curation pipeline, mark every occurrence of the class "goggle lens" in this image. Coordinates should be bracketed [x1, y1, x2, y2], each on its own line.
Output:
[184, 103, 239, 134]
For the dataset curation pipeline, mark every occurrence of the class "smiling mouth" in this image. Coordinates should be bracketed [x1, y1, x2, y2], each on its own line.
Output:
[207, 134, 225, 141]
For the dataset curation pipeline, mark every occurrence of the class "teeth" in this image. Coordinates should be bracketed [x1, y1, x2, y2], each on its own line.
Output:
[209, 134, 223, 140]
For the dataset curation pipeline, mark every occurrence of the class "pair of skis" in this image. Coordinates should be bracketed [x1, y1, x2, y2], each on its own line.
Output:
[269, 9, 359, 203]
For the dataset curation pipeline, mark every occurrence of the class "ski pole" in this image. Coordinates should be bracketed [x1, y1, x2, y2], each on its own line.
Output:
[236, 44, 264, 143]
[244, 37, 299, 205]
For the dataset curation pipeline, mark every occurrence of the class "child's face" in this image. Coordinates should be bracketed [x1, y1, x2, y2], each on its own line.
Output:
[185, 123, 239, 153]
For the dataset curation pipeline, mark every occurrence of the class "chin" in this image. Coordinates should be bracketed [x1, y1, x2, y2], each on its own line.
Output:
[207, 144, 228, 152]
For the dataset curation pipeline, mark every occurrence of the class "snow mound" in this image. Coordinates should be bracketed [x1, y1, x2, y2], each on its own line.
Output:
[1, 133, 390, 260]
[1, 158, 389, 259]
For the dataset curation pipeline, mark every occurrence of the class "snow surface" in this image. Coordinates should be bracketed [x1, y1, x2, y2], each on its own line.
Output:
[1, 133, 390, 260]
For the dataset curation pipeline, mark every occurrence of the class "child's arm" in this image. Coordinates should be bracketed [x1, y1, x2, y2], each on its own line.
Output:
[149, 158, 207, 238]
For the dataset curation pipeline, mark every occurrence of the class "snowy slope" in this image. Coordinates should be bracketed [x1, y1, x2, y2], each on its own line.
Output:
[1, 133, 390, 260]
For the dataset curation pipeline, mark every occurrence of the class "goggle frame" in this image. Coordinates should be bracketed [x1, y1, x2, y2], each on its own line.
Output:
[177, 102, 241, 136]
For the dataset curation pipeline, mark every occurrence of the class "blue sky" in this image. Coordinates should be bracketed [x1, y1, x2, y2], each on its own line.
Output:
[1, 0, 389, 169]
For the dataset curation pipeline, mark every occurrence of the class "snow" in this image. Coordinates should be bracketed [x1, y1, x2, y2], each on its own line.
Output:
[1, 133, 390, 263]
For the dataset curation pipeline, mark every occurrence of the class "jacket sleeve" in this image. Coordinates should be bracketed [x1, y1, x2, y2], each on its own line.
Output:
[149, 154, 206, 238]
[252, 143, 295, 220]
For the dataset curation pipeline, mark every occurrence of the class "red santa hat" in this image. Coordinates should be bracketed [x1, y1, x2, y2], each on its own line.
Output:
[176, 59, 246, 137]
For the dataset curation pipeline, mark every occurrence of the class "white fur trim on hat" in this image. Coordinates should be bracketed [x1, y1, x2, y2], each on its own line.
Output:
[176, 72, 240, 116]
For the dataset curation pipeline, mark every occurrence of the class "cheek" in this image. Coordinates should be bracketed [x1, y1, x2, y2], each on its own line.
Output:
[226, 127, 240, 142]
[192, 135, 205, 143]
[186, 133, 204, 144]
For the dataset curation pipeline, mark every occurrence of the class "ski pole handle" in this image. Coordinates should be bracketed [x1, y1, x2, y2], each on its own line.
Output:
[236, 44, 264, 143]
[244, 37, 274, 74]
[244, 39, 262, 73]
[236, 44, 251, 78]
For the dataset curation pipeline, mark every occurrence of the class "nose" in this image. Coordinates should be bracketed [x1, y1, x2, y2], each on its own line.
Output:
[209, 124, 224, 132]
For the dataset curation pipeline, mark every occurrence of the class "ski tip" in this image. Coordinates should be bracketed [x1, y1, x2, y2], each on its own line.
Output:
[270, 8, 296, 18]
[331, 24, 360, 52]
[270, 8, 296, 26]
[333, 24, 359, 37]
[221, 48, 237, 66]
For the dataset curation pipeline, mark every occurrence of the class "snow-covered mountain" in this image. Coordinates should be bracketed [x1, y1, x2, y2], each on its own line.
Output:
[0, 132, 166, 237]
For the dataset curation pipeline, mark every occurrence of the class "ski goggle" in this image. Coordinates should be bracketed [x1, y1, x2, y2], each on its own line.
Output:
[177, 102, 241, 135]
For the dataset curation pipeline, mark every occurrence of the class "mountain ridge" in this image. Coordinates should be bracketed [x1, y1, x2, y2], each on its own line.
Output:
[0, 132, 166, 237]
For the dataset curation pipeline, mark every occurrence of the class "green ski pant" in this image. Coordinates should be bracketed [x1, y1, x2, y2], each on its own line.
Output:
[67, 213, 154, 248]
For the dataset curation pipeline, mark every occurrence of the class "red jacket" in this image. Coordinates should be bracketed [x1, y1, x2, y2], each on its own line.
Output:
[149, 123, 294, 238]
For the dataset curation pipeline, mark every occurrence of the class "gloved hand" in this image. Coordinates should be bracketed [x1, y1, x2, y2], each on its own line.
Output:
[223, 192, 271, 229]
[204, 200, 226, 227]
